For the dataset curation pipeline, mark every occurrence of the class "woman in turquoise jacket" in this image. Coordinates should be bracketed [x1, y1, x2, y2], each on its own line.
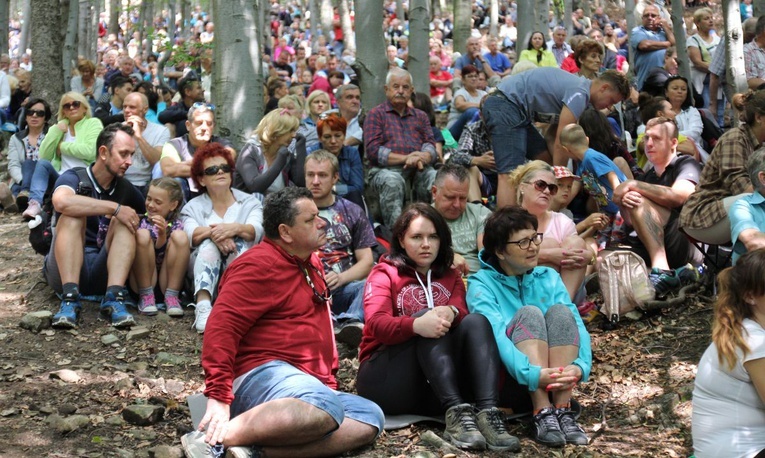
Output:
[467, 206, 591, 448]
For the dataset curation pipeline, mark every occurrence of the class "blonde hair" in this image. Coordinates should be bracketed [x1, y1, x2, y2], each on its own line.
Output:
[559, 124, 589, 150]
[57, 91, 93, 121]
[508, 160, 554, 205]
[255, 109, 300, 149]
[278, 93, 305, 112]
[693, 7, 713, 24]
[305, 90, 330, 117]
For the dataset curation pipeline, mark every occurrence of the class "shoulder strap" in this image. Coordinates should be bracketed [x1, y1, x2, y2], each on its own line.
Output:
[73, 167, 94, 196]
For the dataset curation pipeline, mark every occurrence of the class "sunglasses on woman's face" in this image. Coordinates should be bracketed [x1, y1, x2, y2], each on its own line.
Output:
[26, 109, 46, 118]
[528, 179, 559, 196]
[63, 101, 82, 111]
[203, 164, 232, 176]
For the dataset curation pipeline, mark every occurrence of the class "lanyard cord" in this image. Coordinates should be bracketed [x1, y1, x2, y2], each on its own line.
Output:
[415, 269, 434, 309]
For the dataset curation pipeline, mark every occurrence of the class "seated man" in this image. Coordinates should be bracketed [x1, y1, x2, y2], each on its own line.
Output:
[93, 75, 134, 127]
[365, 67, 438, 227]
[336, 84, 362, 147]
[158, 73, 206, 137]
[431, 164, 491, 276]
[730, 147, 765, 264]
[122, 92, 170, 194]
[158, 103, 234, 200]
[45, 124, 146, 329]
[612, 117, 702, 296]
[306, 151, 376, 346]
[181, 187, 384, 458]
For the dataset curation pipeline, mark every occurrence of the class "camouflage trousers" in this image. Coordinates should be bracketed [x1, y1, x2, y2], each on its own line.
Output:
[368, 166, 437, 228]
[189, 238, 250, 300]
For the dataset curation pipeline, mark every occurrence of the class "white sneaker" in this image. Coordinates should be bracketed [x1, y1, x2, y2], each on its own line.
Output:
[192, 301, 212, 334]
[181, 430, 224, 457]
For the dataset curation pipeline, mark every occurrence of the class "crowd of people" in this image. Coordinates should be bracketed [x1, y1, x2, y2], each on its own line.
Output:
[3, 1, 765, 457]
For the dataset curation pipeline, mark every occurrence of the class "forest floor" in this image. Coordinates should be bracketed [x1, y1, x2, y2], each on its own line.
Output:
[0, 210, 712, 458]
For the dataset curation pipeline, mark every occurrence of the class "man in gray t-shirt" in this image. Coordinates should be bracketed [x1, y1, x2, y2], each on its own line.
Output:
[122, 92, 170, 193]
[483, 67, 630, 209]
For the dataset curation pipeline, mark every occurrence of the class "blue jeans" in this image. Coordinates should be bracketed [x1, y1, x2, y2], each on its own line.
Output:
[29, 160, 59, 203]
[11, 159, 37, 196]
[332, 280, 365, 322]
[483, 94, 547, 173]
[448, 107, 479, 141]
[230, 360, 384, 436]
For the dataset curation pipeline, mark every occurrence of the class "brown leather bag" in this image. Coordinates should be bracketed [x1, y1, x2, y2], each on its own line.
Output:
[598, 250, 655, 324]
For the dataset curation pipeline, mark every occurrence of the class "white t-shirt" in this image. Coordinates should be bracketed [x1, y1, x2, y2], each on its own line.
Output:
[124, 122, 171, 187]
[447, 88, 487, 128]
[692, 319, 765, 458]
[60, 130, 90, 172]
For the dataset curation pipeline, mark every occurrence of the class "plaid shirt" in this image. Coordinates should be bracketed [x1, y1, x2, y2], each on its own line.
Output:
[452, 120, 492, 168]
[364, 101, 436, 167]
[744, 41, 765, 82]
[680, 125, 762, 230]
[708, 42, 726, 78]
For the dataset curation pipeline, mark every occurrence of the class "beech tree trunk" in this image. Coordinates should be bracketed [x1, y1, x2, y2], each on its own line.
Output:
[409, 0, 429, 95]
[137, 0, 148, 57]
[0, 0, 8, 56]
[78, 0, 90, 60]
[212, 0, 263, 150]
[722, 0, 747, 121]
[396, 0, 405, 21]
[564, 0, 573, 37]
[90, 0, 101, 62]
[582, 0, 591, 20]
[108, 0, 120, 36]
[319, 0, 333, 44]
[145, 0, 155, 56]
[625, 0, 636, 73]
[516, 0, 535, 52]
[18, 0, 30, 54]
[754, 2, 764, 18]
[309, 0, 319, 48]
[63, 0, 79, 91]
[452, 0, 471, 59]
[338, 0, 354, 52]
[352, 0, 388, 110]
[535, 0, 549, 38]
[157, 0, 175, 86]
[489, 0, 498, 38]
[671, 0, 690, 83]
[180, 0, 190, 38]
[31, 0, 65, 105]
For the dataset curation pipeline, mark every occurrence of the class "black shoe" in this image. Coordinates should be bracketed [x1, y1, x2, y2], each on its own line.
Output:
[532, 406, 565, 447]
[334, 320, 364, 347]
[556, 406, 588, 445]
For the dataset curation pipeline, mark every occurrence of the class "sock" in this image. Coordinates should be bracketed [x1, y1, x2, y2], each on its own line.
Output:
[555, 402, 570, 410]
[138, 287, 153, 296]
[106, 285, 123, 299]
[165, 288, 179, 298]
[62, 283, 79, 299]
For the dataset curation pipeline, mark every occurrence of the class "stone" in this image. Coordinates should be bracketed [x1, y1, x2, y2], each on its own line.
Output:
[49, 369, 81, 383]
[101, 334, 120, 345]
[150, 445, 183, 458]
[19, 311, 53, 333]
[128, 428, 157, 440]
[155, 352, 187, 366]
[165, 379, 185, 396]
[115, 377, 135, 391]
[126, 326, 151, 341]
[127, 362, 149, 372]
[114, 449, 135, 458]
[47, 414, 90, 433]
[122, 404, 164, 426]
[106, 415, 124, 426]
[58, 404, 78, 415]
[0, 408, 18, 417]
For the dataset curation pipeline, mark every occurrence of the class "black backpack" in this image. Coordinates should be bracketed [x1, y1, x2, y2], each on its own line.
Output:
[29, 168, 93, 255]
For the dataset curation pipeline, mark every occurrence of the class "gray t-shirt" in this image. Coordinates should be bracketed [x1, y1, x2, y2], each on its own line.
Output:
[496, 67, 591, 124]
[444, 203, 492, 274]
[125, 121, 171, 187]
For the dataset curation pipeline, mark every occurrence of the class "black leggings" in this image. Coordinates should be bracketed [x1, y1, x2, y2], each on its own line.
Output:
[356, 313, 502, 415]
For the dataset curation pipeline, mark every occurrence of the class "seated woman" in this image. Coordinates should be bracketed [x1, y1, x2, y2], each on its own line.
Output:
[692, 249, 765, 458]
[357, 203, 520, 452]
[446, 65, 486, 142]
[664, 75, 706, 157]
[518, 31, 558, 68]
[509, 161, 593, 303]
[233, 109, 305, 197]
[23, 92, 103, 220]
[574, 39, 604, 80]
[680, 90, 765, 245]
[467, 206, 591, 448]
[70, 59, 105, 111]
[181, 143, 264, 334]
[306, 112, 365, 208]
[298, 90, 330, 149]
[6, 98, 51, 212]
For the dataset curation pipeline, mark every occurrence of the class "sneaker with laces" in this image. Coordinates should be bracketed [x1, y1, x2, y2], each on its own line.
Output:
[181, 431, 225, 458]
[165, 295, 184, 317]
[193, 301, 213, 334]
[649, 267, 681, 297]
[675, 263, 701, 286]
[556, 407, 589, 445]
[138, 293, 159, 316]
[52, 295, 81, 329]
[476, 407, 520, 451]
[444, 403, 487, 450]
[100, 291, 136, 328]
[532, 406, 565, 447]
[16, 190, 29, 210]
[334, 320, 364, 347]
[22, 199, 42, 220]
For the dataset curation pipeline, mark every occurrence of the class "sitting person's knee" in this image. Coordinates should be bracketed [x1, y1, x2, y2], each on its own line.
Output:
[562, 234, 587, 251]
[136, 228, 153, 247]
[170, 229, 189, 246]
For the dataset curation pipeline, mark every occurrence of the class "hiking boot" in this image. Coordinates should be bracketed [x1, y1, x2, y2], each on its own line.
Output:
[22, 199, 42, 221]
[676, 263, 701, 286]
[476, 407, 521, 451]
[532, 406, 565, 447]
[334, 320, 364, 347]
[52, 294, 81, 329]
[444, 403, 486, 450]
[556, 406, 589, 445]
[138, 293, 158, 316]
[193, 301, 213, 334]
[165, 295, 184, 317]
[181, 430, 225, 458]
[16, 190, 29, 210]
[100, 291, 136, 328]
[649, 267, 681, 297]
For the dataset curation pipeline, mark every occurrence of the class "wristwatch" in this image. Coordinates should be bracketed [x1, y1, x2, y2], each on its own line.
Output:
[449, 305, 460, 319]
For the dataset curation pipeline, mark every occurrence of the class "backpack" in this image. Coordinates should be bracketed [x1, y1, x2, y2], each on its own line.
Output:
[597, 250, 655, 325]
[29, 168, 93, 255]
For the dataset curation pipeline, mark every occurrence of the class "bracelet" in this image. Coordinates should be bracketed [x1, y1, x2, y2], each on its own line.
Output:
[113, 204, 121, 217]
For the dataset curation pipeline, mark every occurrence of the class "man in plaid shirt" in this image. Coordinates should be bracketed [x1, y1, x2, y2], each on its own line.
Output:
[744, 16, 765, 90]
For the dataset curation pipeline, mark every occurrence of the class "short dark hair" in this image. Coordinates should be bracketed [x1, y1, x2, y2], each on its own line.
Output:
[110, 75, 132, 92]
[388, 203, 454, 277]
[178, 74, 200, 98]
[482, 206, 538, 267]
[96, 123, 134, 152]
[434, 163, 470, 187]
[263, 187, 314, 240]
[664, 75, 693, 110]
[597, 70, 631, 100]
[24, 97, 52, 122]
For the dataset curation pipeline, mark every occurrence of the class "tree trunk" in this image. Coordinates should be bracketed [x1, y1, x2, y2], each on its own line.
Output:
[352, 0, 388, 110]
[90, 0, 101, 62]
[671, 0, 690, 83]
[63, 0, 79, 92]
[338, 0, 354, 52]
[157, 0, 175, 86]
[31, 0, 65, 105]
[212, 0, 263, 150]
[564, 0, 573, 37]
[108, 0, 120, 36]
[625, 0, 636, 73]
[581, 0, 591, 20]
[18, 0, 30, 54]
[320, 0, 333, 44]
[452, 0, 471, 59]
[431, 0, 440, 18]
[395, 0, 405, 22]
[722, 0, 747, 123]
[180, 0, 190, 38]
[489, 0, 498, 38]
[535, 0, 549, 38]
[0, 0, 8, 56]
[516, 0, 535, 52]
[77, 0, 90, 60]
[408, 0, 429, 95]
[145, 0, 155, 57]
[754, 1, 764, 19]
[137, 0, 147, 57]
[309, 0, 319, 48]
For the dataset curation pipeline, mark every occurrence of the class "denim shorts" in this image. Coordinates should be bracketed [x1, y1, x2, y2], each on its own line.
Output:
[483, 93, 548, 173]
[230, 360, 384, 437]
[44, 234, 109, 296]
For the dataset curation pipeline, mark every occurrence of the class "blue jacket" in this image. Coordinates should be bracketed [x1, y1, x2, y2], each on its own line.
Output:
[467, 249, 592, 391]
[307, 143, 364, 197]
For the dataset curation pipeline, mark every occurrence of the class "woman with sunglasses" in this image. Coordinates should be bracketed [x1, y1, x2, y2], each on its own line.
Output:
[5, 98, 51, 212]
[23, 92, 103, 220]
[181, 143, 264, 334]
[467, 206, 591, 447]
[509, 161, 592, 303]
[357, 203, 520, 452]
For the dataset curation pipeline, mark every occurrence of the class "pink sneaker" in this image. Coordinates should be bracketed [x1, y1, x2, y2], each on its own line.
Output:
[165, 295, 184, 317]
[138, 293, 158, 316]
[22, 200, 42, 221]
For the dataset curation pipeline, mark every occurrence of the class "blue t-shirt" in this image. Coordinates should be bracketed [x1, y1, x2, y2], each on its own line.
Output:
[575, 148, 626, 215]
[454, 54, 486, 73]
[630, 26, 669, 90]
[483, 51, 511, 73]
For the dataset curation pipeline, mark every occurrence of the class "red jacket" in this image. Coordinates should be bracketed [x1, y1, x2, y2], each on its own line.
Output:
[358, 256, 468, 364]
[202, 239, 338, 404]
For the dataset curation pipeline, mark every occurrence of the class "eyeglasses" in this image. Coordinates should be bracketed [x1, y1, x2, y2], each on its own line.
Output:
[62, 101, 82, 111]
[26, 109, 46, 118]
[203, 164, 232, 175]
[300, 263, 332, 305]
[506, 233, 544, 250]
[192, 102, 216, 111]
[318, 110, 340, 120]
[526, 179, 559, 196]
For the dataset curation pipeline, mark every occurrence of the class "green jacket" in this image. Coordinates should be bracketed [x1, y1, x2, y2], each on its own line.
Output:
[39, 117, 103, 171]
